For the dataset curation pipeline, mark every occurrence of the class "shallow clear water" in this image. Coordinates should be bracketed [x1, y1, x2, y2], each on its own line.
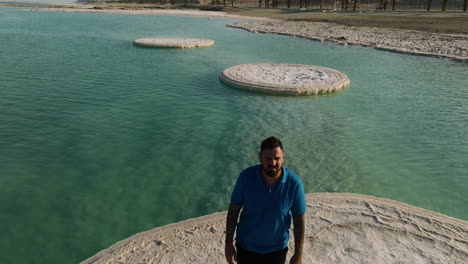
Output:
[0, 7, 467, 264]
[0, 2, 62, 6]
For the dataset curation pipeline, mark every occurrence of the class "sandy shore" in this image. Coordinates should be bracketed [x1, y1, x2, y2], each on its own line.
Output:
[34, 6, 264, 19]
[82, 193, 468, 264]
[228, 20, 468, 62]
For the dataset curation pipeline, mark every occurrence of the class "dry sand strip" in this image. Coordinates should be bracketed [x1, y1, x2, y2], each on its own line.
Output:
[81, 193, 468, 264]
[33, 7, 265, 20]
[228, 20, 468, 63]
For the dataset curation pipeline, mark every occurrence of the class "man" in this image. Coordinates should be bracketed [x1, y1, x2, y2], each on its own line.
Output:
[225, 136, 306, 264]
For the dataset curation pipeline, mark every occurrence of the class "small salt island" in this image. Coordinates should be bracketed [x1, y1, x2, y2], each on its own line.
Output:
[133, 38, 214, 48]
[220, 63, 350, 95]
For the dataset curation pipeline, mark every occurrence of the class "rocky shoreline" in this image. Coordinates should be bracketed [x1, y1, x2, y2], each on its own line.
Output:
[228, 20, 468, 62]
[30, 6, 468, 63]
[82, 193, 468, 264]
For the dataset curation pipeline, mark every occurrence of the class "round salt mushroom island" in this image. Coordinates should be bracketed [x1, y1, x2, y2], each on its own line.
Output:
[220, 63, 350, 95]
[133, 38, 214, 49]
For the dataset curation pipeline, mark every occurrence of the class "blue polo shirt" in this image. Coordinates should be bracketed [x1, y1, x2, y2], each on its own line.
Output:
[230, 165, 306, 254]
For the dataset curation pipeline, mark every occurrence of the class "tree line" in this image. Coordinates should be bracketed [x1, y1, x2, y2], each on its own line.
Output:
[98, 0, 467, 11]
[218, 0, 468, 11]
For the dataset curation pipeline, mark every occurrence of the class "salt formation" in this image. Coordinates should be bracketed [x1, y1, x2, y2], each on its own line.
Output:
[81, 193, 468, 264]
[133, 38, 214, 48]
[220, 63, 350, 95]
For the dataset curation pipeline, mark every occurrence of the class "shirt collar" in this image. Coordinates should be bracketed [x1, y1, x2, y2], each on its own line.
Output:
[280, 166, 287, 184]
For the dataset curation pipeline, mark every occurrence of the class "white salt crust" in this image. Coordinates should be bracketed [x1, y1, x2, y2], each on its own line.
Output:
[82, 193, 468, 264]
[133, 38, 214, 48]
[220, 63, 350, 95]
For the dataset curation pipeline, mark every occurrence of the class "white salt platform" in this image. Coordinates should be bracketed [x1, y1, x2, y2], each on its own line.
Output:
[133, 38, 214, 48]
[220, 63, 350, 95]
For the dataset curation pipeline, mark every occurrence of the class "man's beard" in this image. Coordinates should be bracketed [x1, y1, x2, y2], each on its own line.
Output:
[263, 165, 280, 178]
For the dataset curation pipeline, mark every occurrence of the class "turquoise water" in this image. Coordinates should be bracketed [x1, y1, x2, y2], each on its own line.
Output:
[0, 7, 467, 263]
[0, 2, 62, 6]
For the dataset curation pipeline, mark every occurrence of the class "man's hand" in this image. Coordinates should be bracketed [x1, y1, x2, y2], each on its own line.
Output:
[291, 214, 305, 264]
[225, 242, 237, 264]
[290, 253, 302, 264]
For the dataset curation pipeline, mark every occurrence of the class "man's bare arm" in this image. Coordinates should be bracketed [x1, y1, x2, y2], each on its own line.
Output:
[225, 203, 242, 264]
[290, 214, 305, 264]
[226, 203, 242, 243]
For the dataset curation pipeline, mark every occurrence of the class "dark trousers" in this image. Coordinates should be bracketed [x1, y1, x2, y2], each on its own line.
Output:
[236, 242, 288, 264]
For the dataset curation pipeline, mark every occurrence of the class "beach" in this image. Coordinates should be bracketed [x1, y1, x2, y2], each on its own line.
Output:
[82, 193, 468, 264]
[35, 5, 262, 19]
